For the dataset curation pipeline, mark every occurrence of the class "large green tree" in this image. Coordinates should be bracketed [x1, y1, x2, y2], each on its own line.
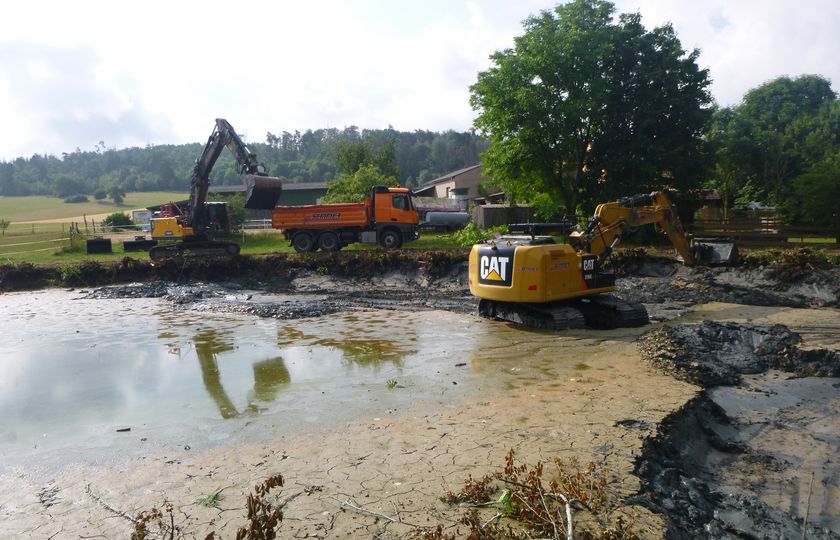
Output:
[470, 0, 712, 216]
[794, 150, 840, 231]
[748, 76, 836, 204]
[322, 164, 396, 203]
[703, 74, 840, 227]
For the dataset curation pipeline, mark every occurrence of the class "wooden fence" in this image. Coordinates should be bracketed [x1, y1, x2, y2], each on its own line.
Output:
[472, 205, 536, 229]
[690, 219, 838, 245]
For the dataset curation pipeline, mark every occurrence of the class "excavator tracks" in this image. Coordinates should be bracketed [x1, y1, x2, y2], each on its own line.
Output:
[479, 299, 586, 330]
[149, 241, 240, 262]
[572, 294, 649, 329]
[478, 294, 648, 330]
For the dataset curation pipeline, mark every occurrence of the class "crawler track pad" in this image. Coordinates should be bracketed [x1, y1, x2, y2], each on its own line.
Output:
[573, 295, 649, 329]
[149, 241, 240, 261]
[478, 295, 649, 330]
[478, 299, 585, 330]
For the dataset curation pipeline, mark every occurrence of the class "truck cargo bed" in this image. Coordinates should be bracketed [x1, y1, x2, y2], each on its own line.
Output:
[272, 203, 370, 230]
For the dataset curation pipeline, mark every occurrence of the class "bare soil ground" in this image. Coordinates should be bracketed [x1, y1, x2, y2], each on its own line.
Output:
[1, 249, 839, 538]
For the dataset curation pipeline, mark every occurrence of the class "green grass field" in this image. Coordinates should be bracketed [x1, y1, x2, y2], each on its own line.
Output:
[0, 192, 187, 222]
[0, 230, 464, 265]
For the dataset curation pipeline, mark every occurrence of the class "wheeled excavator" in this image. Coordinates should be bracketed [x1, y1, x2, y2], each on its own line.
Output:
[149, 119, 283, 261]
[469, 191, 738, 330]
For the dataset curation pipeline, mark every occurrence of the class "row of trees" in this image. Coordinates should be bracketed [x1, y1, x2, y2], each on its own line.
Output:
[471, 0, 840, 226]
[0, 128, 487, 199]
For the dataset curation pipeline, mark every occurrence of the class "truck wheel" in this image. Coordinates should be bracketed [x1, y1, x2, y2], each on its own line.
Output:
[291, 232, 315, 253]
[379, 230, 402, 249]
[318, 231, 340, 252]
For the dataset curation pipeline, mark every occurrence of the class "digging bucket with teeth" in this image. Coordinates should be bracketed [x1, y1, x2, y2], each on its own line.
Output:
[693, 238, 739, 266]
[243, 174, 283, 209]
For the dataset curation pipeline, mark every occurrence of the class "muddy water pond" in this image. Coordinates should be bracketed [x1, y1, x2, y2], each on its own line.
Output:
[0, 288, 613, 466]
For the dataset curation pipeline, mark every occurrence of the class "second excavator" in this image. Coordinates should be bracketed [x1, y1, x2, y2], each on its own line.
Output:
[469, 191, 737, 330]
[149, 119, 283, 261]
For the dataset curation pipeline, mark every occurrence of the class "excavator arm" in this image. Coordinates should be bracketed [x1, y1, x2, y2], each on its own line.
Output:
[570, 191, 698, 265]
[187, 118, 277, 236]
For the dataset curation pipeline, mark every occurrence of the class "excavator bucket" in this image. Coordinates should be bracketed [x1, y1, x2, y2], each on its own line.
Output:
[243, 175, 283, 209]
[693, 238, 739, 266]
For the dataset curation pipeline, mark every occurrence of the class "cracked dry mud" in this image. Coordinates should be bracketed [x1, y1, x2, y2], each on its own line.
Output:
[2, 255, 840, 538]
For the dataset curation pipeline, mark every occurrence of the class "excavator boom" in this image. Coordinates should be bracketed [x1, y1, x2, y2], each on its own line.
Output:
[570, 191, 736, 267]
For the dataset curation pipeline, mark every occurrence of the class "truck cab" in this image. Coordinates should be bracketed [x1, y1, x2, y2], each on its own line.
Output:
[369, 187, 419, 244]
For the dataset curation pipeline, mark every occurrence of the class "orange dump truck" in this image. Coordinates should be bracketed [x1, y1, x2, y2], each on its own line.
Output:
[271, 186, 420, 252]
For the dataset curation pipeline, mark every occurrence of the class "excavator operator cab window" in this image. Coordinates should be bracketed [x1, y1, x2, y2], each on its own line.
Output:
[392, 194, 408, 211]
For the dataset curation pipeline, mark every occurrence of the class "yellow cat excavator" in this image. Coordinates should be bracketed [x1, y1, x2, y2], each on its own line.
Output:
[469, 191, 737, 329]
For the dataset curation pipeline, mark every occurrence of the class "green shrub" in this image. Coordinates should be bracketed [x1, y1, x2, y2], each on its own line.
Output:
[58, 235, 86, 254]
[453, 223, 509, 247]
[102, 212, 136, 230]
[64, 194, 89, 203]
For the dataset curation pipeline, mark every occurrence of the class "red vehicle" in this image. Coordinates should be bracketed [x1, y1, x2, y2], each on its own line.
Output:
[271, 186, 420, 252]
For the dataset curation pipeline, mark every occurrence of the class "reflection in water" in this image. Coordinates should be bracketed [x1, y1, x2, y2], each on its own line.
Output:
[276, 318, 415, 366]
[313, 338, 407, 365]
[0, 291, 505, 450]
[193, 330, 290, 419]
[251, 357, 291, 402]
[194, 330, 238, 419]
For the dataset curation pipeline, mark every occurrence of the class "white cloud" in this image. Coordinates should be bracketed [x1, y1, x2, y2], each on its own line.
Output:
[612, 0, 840, 106]
[1, 0, 839, 159]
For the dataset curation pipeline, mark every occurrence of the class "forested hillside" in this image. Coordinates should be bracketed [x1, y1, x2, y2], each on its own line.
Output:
[0, 127, 487, 198]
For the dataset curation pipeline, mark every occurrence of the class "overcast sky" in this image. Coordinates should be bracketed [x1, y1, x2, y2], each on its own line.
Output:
[1, 0, 838, 160]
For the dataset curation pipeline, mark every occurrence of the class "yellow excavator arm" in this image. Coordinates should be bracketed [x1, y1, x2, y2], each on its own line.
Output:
[569, 191, 696, 266]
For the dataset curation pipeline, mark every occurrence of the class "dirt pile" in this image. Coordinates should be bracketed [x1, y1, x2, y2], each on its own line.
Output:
[638, 321, 840, 386]
[5, 247, 840, 316]
[635, 393, 840, 539]
[616, 247, 840, 311]
[635, 321, 840, 538]
[83, 282, 348, 319]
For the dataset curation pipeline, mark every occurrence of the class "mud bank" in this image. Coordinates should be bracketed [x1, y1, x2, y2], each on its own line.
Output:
[616, 254, 840, 313]
[80, 256, 474, 318]
[0, 249, 469, 292]
[635, 321, 840, 538]
[6, 249, 840, 318]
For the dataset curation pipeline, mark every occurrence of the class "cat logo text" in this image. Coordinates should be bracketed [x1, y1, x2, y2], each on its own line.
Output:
[477, 247, 515, 286]
[480, 255, 509, 282]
